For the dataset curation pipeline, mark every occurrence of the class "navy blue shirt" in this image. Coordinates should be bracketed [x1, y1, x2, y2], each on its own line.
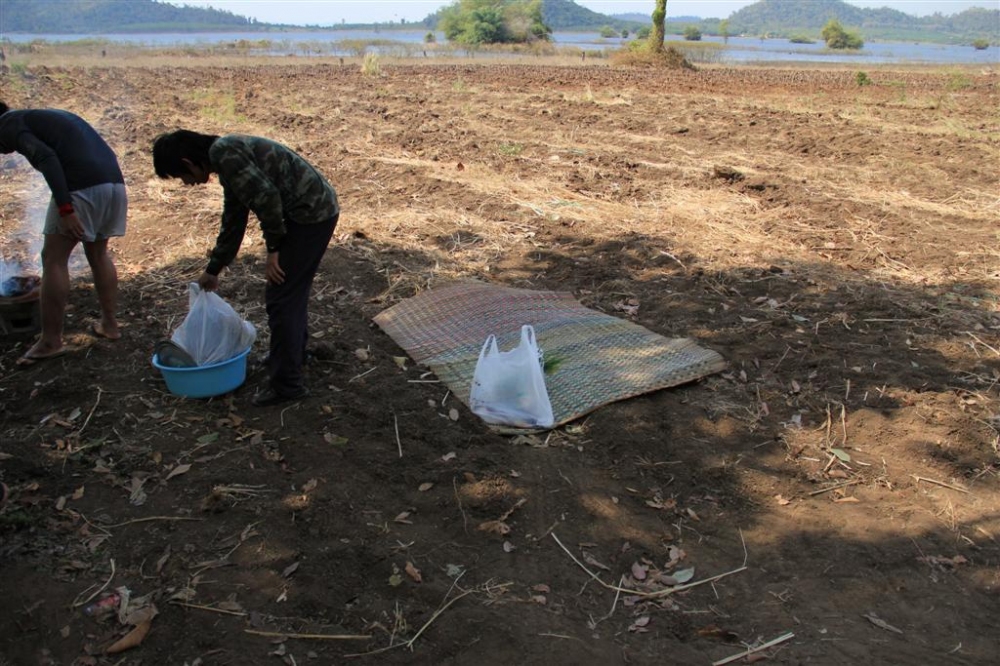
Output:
[0, 109, 124, 206]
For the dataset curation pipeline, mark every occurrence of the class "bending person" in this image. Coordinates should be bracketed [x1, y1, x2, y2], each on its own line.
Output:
[0, 101, 127, 363]
[152, 130, 340, 406]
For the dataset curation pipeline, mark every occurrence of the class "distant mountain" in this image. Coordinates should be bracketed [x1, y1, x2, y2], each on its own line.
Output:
[725, 0, 998, 41]
[539, 0, 644, 31]
[0, 0, 994, 44]
[0, 0, 256, 33]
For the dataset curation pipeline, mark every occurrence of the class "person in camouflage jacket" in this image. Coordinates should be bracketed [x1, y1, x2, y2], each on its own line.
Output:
[152, 130, 340, 406]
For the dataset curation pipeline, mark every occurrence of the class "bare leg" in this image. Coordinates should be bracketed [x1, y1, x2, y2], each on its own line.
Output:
[83, 238, 120, 339]
[25, 233, 77, 358]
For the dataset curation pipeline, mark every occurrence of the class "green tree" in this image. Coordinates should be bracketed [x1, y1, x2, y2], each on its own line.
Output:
[439, 0, 550, 45]
[821, 18, 863, 49]
[599, 25, 616, 38]
[683, 25, 702, 41]
[651, 0, 667, 53]
[719, 18, 730, 43]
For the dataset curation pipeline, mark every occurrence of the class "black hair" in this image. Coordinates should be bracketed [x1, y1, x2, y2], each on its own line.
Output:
[0, 102, 9, 116]
[152, 129, 219, 178]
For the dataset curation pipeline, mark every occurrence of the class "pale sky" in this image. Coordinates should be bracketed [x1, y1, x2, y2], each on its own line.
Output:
[170, 1, 999, 26]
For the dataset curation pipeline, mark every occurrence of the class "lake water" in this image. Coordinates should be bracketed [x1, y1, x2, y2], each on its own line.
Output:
[2, 29, 998, 66]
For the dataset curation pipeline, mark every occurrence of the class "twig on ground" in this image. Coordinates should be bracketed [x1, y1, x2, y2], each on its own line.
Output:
[453, 477, 468, 533]
[551, 533, 747, 599]
[71, 558, 116, 608]
[349, 366, 377, 383]
[712, 632, 795, 666]
[393, 411, 402, 458]
[912, 475, 969, 493]
[75, 386, 103, 437]
[808, 479, 861, 496]
[104, 516, 204, 528]
[171, 601, 246, 616]
[346, 573, 477, 657]
[245, 629, 371, 640]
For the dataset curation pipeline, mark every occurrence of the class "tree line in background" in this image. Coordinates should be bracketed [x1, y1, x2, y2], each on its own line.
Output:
[0, 0, 995, 47]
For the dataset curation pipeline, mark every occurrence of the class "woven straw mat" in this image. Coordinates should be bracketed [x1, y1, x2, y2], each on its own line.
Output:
[373, 282, 727, 428]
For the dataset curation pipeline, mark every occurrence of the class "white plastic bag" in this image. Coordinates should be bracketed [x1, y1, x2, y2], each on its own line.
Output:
[469, 325, 554, 429]
[171, 283, 256, 366]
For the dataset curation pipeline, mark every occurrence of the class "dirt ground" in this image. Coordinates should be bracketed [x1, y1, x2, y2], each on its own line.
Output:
[1, 57, 998, 666]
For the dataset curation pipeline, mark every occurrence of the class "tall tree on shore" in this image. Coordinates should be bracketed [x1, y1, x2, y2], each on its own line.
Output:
[650, 0, 667, 53]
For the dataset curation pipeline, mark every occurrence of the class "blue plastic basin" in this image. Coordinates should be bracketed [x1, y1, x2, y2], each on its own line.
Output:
[152, 347, 251, 398]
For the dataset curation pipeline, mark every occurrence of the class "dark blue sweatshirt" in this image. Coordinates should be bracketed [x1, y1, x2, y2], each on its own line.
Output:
[0, 108, 124, 207]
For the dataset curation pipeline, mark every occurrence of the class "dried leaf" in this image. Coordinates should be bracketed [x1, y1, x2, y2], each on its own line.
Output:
[448, 408, 459, 421]
[418, 482, 434, 492]
[404, 561, 422, 583]
[503, 540, 516, 553]
[863, 613, 903, 634]
[155, 545, 172, 574]
[301, 478, 319, 494]
[323, 433, 348, 446]
[830, 448, 851, 462]
[282, 562, 300, 578]
[631, 562, 648, 581]
[72, 486, 85, 500]
[582, 551, 610, 571]
[441, 452, 457, 462]
[775, 495, 791, 506]
[660, 567, 696, 586]
[105, 611, 157, 654]
[354, 348, 370, 361]
[392, 356, 408, 370]
[477, 520, 510, 536]
[165, 463, 191, 481]
[628, 616, 651, 632]
[55, 496, 67, 511]
[394, 511, 413, 524]
[530, 594, 547, 605]
[697, 625, 740, 642]
[196, 432, 219, 445]
[388, 564, 403, 587]
[531, 584, 551, 593]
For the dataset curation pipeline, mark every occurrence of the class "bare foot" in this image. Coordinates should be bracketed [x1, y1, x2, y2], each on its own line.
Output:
[91, 321, 121, 340]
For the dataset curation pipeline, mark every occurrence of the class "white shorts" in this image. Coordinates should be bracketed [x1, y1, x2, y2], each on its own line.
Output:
[44, 182, 128, 242]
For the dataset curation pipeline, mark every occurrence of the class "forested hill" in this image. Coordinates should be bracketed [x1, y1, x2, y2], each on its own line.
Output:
[1, 0, 995, 42]
[0, 0, 257, 33]
[726, 0, 998, 41]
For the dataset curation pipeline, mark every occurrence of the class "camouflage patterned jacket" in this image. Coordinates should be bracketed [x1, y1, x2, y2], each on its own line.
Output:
[206, 134, 339, 276]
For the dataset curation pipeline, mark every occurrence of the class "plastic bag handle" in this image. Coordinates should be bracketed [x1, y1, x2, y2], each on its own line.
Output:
[478, 334, 499, 362]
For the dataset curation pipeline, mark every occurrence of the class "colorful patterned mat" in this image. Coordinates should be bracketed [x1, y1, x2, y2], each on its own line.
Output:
[374, 282, 727, 429]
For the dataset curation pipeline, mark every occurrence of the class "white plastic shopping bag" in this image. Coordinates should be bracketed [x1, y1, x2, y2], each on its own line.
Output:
[469, 325, 555, 429]
[171, 283, 256, 366]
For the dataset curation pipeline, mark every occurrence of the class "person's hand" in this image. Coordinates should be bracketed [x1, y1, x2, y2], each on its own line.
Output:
[266, 252, 285, 285]
[197, 271, 219, 292]
[59, 212, 85, 241]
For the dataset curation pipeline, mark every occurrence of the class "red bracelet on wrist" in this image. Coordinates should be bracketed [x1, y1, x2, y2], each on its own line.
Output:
[58, 203, 74, 217]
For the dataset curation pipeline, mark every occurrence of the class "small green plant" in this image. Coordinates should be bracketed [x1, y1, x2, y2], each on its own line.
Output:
[452, 78, 468, 93]
[972, 38, 989, 50]
[856, 71, 872, 86]
[497, 142, 523, 156]
[361, 52, 381, 77]
[947, 72, 972, 91]
[599, 25, 616, 39]
[424, 31, 437, 44]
